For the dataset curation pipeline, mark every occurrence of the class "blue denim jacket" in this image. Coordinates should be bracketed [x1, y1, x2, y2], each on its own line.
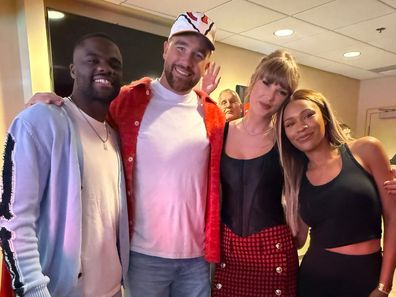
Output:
[0, 102, 129, 297]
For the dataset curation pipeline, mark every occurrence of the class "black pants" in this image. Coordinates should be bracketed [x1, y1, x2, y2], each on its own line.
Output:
[298, 245, 382, 297]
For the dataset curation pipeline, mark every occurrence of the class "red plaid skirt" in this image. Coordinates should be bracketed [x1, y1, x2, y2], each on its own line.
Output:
[212, 224, 298, 297]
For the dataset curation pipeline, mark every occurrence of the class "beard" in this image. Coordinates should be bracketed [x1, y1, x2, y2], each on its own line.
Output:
[163, 63, 200, 94]
[92, 87, 120, 104]
[79, 80, 121, 105]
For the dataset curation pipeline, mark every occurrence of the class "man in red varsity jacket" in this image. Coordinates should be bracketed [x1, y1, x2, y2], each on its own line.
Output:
[108, 12, 225, 297]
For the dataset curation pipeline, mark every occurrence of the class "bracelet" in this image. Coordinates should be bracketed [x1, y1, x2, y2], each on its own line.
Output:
[378, 283, 391, 295]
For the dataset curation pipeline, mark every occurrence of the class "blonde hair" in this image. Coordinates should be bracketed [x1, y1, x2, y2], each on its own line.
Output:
[275, 89, 350, 235]
[246, 50, 300, 101]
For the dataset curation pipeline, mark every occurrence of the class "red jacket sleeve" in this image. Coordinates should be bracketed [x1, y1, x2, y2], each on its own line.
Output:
[1, 259, 15, 297]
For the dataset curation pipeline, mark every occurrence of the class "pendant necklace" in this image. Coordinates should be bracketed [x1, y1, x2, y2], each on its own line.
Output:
[241, 117, 273, 136]
[67, 96, 109, 150]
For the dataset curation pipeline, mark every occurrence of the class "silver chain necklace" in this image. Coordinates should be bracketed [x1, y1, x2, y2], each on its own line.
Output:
[241, 117, 273, 136]
[67, 96, 109, 150]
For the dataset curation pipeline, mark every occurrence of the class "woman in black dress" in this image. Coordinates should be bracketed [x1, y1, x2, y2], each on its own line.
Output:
[211, 50, 300, 297]
[277, 89, 396, 297]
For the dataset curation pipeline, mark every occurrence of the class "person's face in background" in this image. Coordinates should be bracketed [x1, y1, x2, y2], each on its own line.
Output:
[249, 77, 289, 119]
[161, 33, 211, 95]
[218, 91, 242, 121]
[70, 37, 123, 105]
[282, 99, 327, 154]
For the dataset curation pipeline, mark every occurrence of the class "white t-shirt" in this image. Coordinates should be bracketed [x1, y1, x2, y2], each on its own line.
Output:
[65, 98, 122, 297]
[132, 80, 209, 258]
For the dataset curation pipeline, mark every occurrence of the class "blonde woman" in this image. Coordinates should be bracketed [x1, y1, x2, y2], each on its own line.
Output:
[211, 50, 300, 297]
[277, 89, 396, 297]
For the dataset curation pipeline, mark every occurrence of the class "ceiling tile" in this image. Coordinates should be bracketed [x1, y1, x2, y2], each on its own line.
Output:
[381, 0, 396, 8]
[242, 17, 326, 45]
[335, 13, 396, 47]
[241, 46, 380, 79]
[248, 0, 331, 15]
[288, 50, 378, 79]
[283, 31, 360, 54]
[207, 0, 285, 33]
[221, 34, 279, 55]
[216, 30, 235, 41]
[99, 0, 396, 80]
[317, 44, 396, 69]
[370, 37, 396, 53]
[295, 0, 394, 30]
[121, 0, 229, 18]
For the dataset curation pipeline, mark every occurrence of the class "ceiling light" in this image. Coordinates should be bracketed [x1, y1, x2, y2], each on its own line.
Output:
[343, 51, 361, 58]
[274, 29, 294, 37]
[48, 10, 65, 20]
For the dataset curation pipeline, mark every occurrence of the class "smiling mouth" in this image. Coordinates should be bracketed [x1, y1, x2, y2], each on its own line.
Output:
[94, 78, 112, 87]
[259, 102, 271, 109]
[296, 133, 312, 142]
[174, 66, 192, 77]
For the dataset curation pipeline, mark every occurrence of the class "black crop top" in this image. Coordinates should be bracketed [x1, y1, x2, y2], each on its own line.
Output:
[221, 123, 286, 237]
[299, 144, 382, 248]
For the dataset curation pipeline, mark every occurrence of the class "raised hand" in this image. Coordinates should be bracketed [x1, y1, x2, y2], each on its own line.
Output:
[202, 62, 221, 96]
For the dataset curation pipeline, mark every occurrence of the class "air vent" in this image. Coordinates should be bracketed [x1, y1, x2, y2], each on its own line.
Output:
[369, 64, 396, 73]
[379, 110, 396, 119]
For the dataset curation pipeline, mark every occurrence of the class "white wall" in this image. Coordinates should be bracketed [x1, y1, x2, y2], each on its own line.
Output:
[357, 76, 396, 158]
[357, 75, 396, 136]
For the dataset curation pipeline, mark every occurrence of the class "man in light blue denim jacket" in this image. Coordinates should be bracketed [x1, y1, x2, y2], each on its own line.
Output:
[0, 33, 129, 297]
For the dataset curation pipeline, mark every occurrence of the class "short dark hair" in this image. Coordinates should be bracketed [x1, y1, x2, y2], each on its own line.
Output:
[73, 32, 117, 53]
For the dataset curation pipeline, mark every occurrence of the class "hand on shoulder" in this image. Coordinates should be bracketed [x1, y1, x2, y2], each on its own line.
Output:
[26, 92, 64, 107]
[384, 166, 396, 195]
